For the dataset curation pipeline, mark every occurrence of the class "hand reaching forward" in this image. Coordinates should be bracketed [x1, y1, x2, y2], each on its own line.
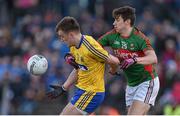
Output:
[120, 57, 137, 69]
[46, 85, 67, 99]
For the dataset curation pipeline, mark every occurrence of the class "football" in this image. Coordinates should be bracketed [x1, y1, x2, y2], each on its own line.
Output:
[27, 55, 48, 75]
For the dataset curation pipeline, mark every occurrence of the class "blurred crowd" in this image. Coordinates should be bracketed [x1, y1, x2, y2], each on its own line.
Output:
[0, 0, 179, 115]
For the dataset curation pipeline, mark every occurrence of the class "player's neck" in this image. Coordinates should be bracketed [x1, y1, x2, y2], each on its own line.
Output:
[120, 27, 133, 38]
[74, 33, 82, 48]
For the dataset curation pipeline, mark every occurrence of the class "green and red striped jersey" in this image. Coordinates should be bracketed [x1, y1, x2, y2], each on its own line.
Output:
[98, 27, 158, 86]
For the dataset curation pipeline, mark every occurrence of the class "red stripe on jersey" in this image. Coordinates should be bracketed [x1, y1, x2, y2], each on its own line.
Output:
[120, 35, 130, 38]
[113, 48, 145, 60]
[144, 65, 154, 79]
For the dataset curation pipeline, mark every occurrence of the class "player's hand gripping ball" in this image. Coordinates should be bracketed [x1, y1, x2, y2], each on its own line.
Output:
[27, 55, 48, 75]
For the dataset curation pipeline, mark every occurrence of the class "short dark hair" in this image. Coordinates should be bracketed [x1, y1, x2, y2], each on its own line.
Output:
[55, 16, 80, 33]
[112, 6, 136, 26]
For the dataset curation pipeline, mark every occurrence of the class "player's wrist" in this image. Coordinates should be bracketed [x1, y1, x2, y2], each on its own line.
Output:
[132, 57, 137, 64]
[61, 85, 67, 92]
[55, 86, 67, 96]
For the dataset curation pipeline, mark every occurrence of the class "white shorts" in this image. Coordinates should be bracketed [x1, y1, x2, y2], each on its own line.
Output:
[126, 77, 160, 106]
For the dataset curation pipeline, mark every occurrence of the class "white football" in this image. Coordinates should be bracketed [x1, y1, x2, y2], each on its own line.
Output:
[27, 55, 48, 75]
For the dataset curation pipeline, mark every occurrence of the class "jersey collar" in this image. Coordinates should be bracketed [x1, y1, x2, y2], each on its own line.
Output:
[76, 35, 84, 49]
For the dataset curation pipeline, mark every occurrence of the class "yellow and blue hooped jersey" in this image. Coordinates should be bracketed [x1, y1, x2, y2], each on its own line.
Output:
[70, 35, 109, 92]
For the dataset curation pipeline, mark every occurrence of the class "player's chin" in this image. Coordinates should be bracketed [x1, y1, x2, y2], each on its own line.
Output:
[65, 43, 70, 47]
[114, 28, 119, 32]
[68, 43, 75, 47]
[68, 45, 73, 47]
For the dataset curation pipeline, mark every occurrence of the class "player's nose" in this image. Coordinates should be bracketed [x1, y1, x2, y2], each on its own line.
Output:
[113, 20, 117, 25]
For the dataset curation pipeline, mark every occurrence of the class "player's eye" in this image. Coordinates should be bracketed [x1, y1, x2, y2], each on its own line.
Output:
[116, 18, 120, 22]
[56, 35, 64, 41]
[60, 37, 65, 42]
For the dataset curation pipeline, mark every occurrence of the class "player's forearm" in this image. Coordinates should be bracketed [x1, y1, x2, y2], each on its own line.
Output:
[136, 51, 158, 65]
[109, 64, 118, 74]
[106, 54, 120, 74]
[62, 69, 78, 90]
[106, 54, 120, 65]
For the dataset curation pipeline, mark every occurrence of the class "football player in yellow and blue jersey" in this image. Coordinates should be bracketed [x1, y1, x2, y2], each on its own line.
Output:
[46, 16, 120, 115]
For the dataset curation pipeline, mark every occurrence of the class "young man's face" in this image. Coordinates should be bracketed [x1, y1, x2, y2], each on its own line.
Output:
[57, 30, 74, 47]
[113, 16, 127, 33]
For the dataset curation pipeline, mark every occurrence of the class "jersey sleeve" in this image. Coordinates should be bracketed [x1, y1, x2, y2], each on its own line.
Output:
[97, 29, 115, 46]
[98, 35, 109, 46]
[140, 38, 153, 51]
[83, 38, 109, 62]
[138, 32, 153, 51]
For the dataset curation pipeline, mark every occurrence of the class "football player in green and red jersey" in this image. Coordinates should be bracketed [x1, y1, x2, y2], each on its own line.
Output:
[98, 6, 160, 115]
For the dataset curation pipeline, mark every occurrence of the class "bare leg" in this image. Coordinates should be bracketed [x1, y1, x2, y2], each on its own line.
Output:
[60, 103, 83, 115]
[128, 100, 150, 115]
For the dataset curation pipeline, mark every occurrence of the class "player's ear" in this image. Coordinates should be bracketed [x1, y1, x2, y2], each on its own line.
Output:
[68, 31, 74, 39]
[125, 19, 131, 25]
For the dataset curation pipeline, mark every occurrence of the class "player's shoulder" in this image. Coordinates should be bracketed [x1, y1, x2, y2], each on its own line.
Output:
[83, 35, 103, 49]
[84, 35, 94, 41]
[83, 35, 97, 44]
[133, 27, 150, 41]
